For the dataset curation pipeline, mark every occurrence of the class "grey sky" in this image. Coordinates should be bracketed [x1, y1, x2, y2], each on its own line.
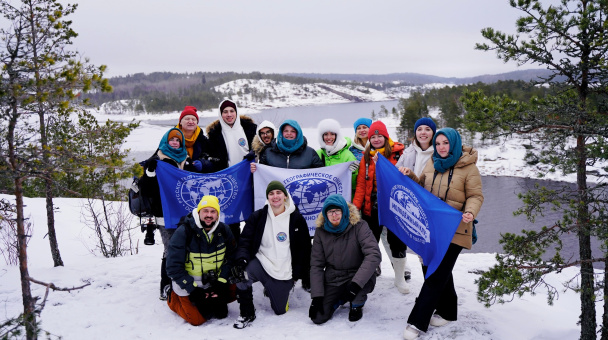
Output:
[71, 0, 533, 78]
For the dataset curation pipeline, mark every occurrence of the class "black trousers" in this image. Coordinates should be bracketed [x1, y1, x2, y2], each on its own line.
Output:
[407, 243, 463, 332]
[362, 206, 407, 258]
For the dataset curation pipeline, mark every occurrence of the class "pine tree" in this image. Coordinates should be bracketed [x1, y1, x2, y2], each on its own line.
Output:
[0, 0, 116, 337]
[461, 1, 608, 338]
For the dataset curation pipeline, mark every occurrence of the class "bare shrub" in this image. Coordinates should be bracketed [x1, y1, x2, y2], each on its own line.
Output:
[0, 198, 32, 265]
[80, 197, 138, 257]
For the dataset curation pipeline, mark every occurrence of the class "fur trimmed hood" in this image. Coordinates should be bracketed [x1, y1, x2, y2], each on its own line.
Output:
[315, 202, 360, 228]
[317, 118, 347, 155]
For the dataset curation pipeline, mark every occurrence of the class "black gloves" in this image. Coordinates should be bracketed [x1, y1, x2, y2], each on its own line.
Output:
[340, 282, 361, 303]
[211, 280, 229, 299]
[192, 158, 213, 173]
[236, 258, 248, 269]
[189, 287, 206, 302]
[243, 150, 255, 162]
[146, 159, 157, 172]
[301, 276, 311, 292]
[309, 296, 324, 319]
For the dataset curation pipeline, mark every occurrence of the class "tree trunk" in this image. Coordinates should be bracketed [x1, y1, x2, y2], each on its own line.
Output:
[576, 135, 596, 340]
[601, 255, 608, 340]
[27, 0, 64, 268]
[45, 182, 63, 266]
[16, 178, 37, 340]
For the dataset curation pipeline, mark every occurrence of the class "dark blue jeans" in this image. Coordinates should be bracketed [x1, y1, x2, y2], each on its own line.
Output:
[407, 243, 463, 332]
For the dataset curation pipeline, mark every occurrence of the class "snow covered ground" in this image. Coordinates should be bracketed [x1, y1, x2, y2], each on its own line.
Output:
[0, 195, 591, 340]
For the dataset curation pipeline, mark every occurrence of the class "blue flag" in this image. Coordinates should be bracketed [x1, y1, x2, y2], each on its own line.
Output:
[375, 154, 462, 278]
[156, 160, 253, 229]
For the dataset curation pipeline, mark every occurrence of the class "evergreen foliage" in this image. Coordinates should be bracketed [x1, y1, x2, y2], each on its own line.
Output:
[0, 0, 136, 337]
[460, 1, 608, 339]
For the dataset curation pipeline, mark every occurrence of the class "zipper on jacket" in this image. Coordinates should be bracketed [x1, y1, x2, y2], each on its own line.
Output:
[287, 155, 290, 168]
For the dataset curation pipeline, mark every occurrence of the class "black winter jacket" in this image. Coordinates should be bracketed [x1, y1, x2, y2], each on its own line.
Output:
[205, 115, 257, 172]
[259, 137, 324, 169]
[166, 213, 237, 294]
[236, 205, 311, 282]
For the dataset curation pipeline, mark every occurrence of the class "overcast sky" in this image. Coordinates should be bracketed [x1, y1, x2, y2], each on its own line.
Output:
[70, 0, 536, 78]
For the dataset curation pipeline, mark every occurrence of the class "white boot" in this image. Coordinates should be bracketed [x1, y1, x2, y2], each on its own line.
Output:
[380, 227, 393, 263]
[392, 257, 410, 294]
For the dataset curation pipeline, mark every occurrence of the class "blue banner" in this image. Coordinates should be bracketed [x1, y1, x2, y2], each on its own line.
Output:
[156, 160, 253, 228]
[375, 154, 462, 278]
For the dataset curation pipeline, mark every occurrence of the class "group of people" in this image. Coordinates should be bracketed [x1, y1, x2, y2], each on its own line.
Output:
[137, 98, 483, 339]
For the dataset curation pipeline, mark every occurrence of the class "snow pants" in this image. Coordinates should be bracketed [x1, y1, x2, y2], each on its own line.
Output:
[310, 277, 376, 325]
[236, 257, 294, 315]
[167, 291, 206, 326]
[407, 243, 462, 332]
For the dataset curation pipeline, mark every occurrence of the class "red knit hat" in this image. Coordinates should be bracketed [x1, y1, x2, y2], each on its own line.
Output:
[179, 106, 199, 123]
[368, 121, 389, 139]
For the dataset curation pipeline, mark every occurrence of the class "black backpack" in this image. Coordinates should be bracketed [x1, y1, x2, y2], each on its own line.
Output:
[128, 176, 153, 217]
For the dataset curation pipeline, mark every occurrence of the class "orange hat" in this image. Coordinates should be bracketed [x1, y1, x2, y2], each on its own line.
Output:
[167, 129, 183, 144]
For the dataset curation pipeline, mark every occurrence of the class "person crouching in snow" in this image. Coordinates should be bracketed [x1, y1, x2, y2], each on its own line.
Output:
[165, 195, 237, 326]
[232, 181, 311, 329]
[309, 194, 381, 324]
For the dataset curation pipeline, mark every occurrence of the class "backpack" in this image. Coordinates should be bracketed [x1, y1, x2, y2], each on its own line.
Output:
[128, 176, 153, 217]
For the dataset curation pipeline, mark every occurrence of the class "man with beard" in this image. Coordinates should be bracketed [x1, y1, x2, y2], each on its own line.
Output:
[251, 120, 277, 160]
[166, 196, 237, 326]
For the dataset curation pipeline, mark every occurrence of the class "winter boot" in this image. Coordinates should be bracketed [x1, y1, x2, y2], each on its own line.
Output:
[403, 324, 420, 340]
[429, 314, 450, 327]
[348, 304, 363, 322]
[160, 257, 172, 300]
[234, 287, 256, 329]
[160, 284, 171, 301]
[404, 256, 412, 281]
[392, 257, 410, 294]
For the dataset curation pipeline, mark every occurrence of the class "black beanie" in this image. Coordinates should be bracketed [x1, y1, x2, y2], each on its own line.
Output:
[266, 180, 288, 197]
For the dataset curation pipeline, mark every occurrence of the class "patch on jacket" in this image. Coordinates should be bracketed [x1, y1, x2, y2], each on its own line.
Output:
[238, 138, 246, 147]
[276, 232, 288, 242]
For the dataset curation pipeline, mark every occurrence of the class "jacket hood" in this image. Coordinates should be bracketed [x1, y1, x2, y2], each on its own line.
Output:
[315, 202, 361, 228]
[456, 145, 478, 168]
[317, 118, 347, 155]
[256, 120, 277, 138]
[253, 120, 277, 151]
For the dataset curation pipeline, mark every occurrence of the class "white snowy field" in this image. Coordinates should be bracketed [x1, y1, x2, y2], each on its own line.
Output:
[0, 195, 593, 340]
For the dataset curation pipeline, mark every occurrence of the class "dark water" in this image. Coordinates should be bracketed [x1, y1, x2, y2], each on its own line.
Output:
[474, 176, 602, 268]
[135, 101, 600, 266]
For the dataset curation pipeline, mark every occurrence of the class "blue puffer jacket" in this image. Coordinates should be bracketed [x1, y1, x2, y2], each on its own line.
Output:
[259, 137, 324, 169]
[166, 212, 237, 294]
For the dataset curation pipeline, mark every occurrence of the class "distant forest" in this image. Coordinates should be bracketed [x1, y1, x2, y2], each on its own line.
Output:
[394, 80, 556, 141]
[85, 69, 556, 114]
[84, 71, 362, 113]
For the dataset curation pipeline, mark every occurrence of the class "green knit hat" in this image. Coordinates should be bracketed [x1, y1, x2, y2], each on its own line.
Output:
[266, 180, 288, 197]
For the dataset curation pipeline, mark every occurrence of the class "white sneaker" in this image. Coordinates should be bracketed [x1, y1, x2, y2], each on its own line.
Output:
[403, 324, 420, 340]
[429, 314, 450, 327]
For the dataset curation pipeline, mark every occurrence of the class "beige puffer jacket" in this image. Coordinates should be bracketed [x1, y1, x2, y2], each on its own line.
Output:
[409, 146, 484, 249]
